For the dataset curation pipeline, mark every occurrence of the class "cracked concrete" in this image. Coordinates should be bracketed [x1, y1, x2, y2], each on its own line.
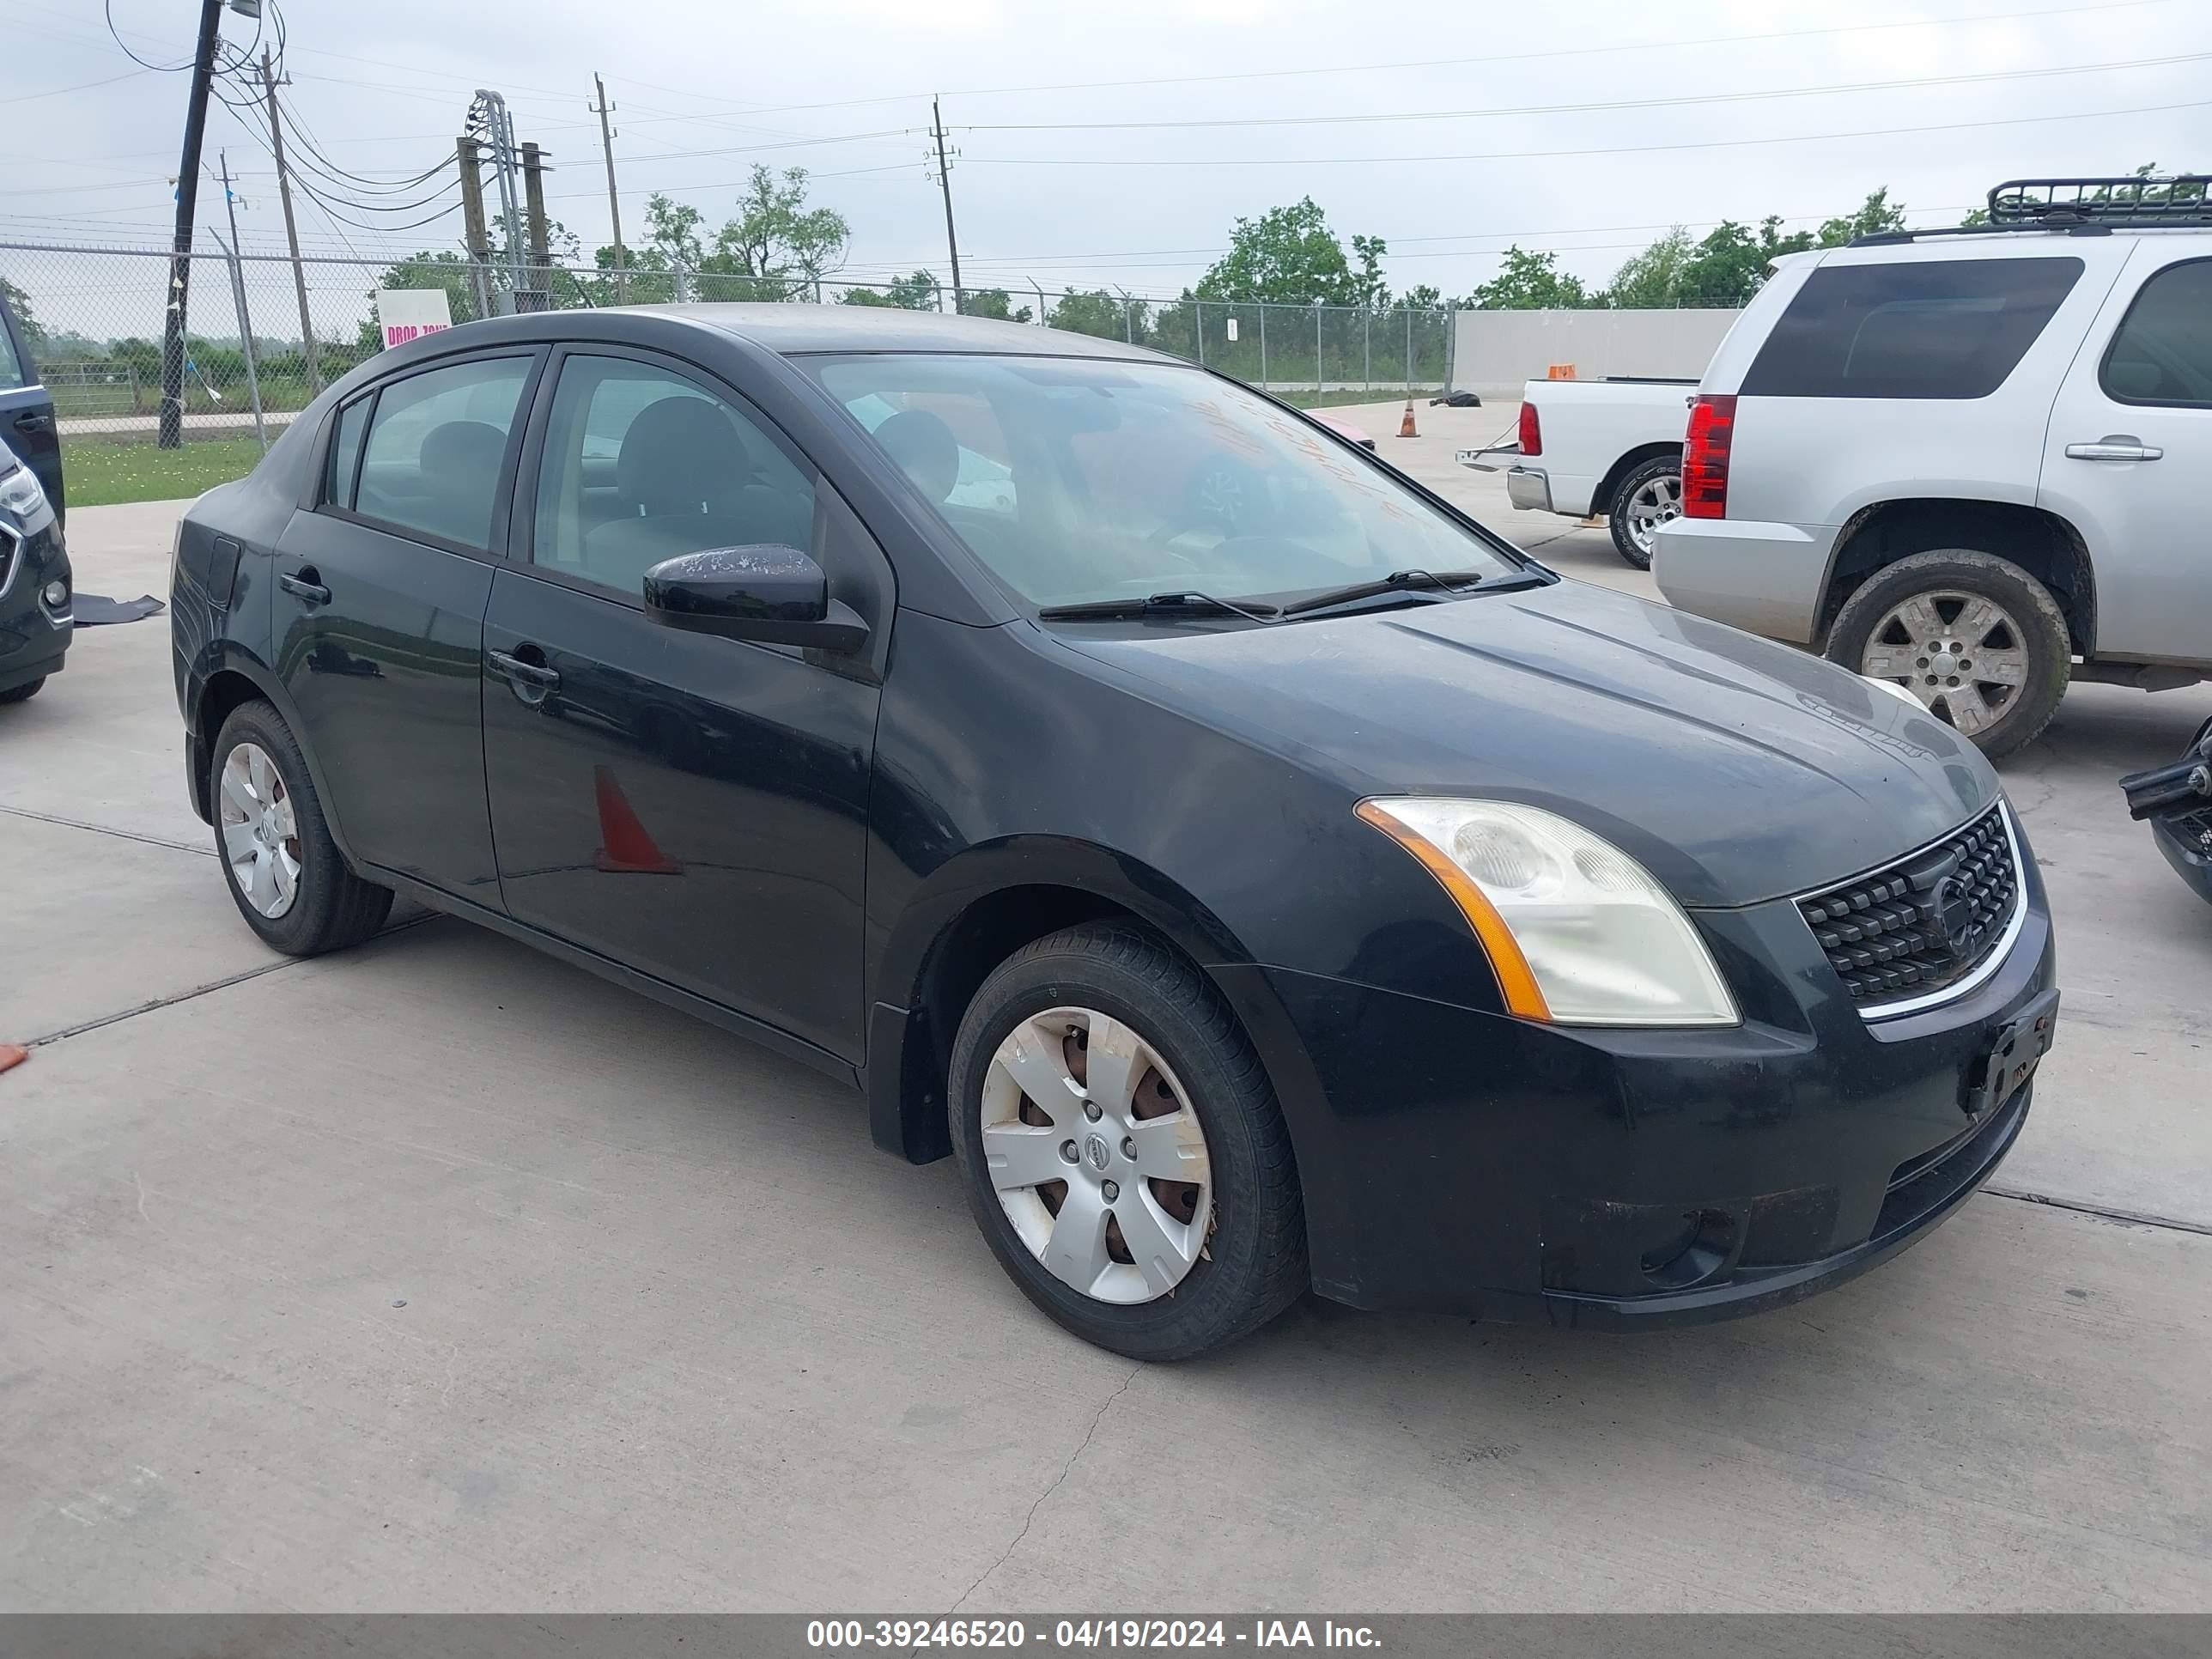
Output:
[2, 438, 2209, 1612]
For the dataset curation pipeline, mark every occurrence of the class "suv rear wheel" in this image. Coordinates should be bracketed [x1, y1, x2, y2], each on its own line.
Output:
[948, 924, 1307, 1360]
[1826, 548, 2070, 759]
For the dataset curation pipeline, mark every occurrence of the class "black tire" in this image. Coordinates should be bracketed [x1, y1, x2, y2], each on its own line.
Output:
[1825, 548, 2071, 761]
[948, 924, 1307, 1361]
[1605, 455, 1679, 571]
[210, 699, 393, 956]
[0, 676, 46, 704]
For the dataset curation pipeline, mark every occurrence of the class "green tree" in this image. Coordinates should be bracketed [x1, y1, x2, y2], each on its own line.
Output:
[1677, 217, 1814, 307]
[1047, 288, 1131, 338]
[0, 273, 42, 344]
[958, 288, 1032, 323]
[1348, 234, 1390, 307]
[1817, 187, 1907, 246]
[840, 270, 939, 309]
[1400, 283, 1443, 311]
[711, 166, 851, 296]
[1196, 198, 1362, 305]
[1469, 246, 1592, 309]
[1604, 226, 1696, 309]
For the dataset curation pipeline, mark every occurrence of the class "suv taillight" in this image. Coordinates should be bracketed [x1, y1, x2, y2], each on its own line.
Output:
[1518, 400, 1541, 458]
[1681, 393, 1735, 519]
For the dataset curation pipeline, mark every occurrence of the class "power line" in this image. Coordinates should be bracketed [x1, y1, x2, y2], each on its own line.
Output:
[958, 50, 2212, 132]
[1, 66, 152, 104]
[963, 95, 2212, 167]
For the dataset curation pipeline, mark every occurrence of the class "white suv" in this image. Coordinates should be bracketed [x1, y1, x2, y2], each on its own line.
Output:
[1655, 176, 2211, 757]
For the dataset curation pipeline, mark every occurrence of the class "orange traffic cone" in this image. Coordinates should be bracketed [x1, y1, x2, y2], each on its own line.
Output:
[0, 1042, 26, 1077]
[1397, 398, 1418, 439]
[591, 764, 683, 874]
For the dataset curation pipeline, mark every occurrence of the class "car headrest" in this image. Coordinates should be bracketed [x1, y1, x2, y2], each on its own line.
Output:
[617, 396, 751, 516]
[417, 420, 508, 484]
[872, 409, 961, 506]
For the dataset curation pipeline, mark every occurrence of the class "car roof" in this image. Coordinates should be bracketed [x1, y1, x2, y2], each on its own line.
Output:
[635, 302, 1179, 362]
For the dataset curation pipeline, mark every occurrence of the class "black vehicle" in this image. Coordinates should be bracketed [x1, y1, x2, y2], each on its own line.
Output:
[0, 434, 71, 704]
[168, 307, 2059, 1359]
[0, 280, 62, 522]
[2120, 716, 2212, 906]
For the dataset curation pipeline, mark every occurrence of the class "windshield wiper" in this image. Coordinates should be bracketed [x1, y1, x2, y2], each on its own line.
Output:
[1036, 591, 1285, 623]
[1276, 568, 1495, 617]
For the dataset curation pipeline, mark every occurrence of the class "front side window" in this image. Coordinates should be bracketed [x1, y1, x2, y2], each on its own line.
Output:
[1741, 256, 2085, 399]
[532, 355, 815, 598]
[352, 356, 532, 550]
[806, 355, 1520, 610]
[2102, 258, 2212, 407]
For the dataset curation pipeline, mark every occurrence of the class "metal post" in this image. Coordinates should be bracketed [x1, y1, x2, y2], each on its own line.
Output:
[213, 155, 265, 450]
[1363, 310, 1371, 388]
[1029, 277, 1045, 325]
[1404, 307, 1413, 393]
[1194, 299, 1205, 366]
[261, 46, 321, 393]
[1116, 287, 1134, 343]
[1315, 302, 1324, 396]
[1259, 304, 1268, 388]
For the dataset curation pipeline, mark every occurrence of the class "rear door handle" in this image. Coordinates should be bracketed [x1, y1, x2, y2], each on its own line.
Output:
[2065, 438, 2164, 462]
[13, 410, 54, 434]
[488, 648, 562, 690]
[277, 571, 331, 605]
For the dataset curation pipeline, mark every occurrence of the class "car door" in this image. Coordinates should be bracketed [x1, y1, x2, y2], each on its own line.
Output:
[275, 349, 542, 903]
[481, 345, 885, 1063]
[2040, 249, 2212, 665]
[0, 291, 63, 521]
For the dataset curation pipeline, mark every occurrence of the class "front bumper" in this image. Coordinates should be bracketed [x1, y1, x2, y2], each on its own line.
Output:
[1218, 860, 2057, 1325]
[0, 519, 71, 693]
[1652, 516, 1838, 644]
[2149, 811, 2212, 907]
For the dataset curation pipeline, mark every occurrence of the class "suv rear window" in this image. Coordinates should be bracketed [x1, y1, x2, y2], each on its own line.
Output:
[1741, 256, 2084, 399]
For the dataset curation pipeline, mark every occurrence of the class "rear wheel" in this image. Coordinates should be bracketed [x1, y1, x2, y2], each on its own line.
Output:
[948, 924, 1306, 1361]
[1607, 456, 1680, 570]
[211, 700, 393, 955]
[1826, 548, 2071, 759]
[0, 676, 46, 704]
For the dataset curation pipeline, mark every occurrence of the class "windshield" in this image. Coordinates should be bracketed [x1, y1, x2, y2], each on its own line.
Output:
[806, 354, 1522, 610]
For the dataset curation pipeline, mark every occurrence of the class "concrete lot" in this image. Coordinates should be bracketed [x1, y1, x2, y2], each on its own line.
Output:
[2, 399, 2209, 1612]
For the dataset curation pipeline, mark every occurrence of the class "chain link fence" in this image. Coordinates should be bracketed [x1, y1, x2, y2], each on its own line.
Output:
[1, 239, 1456, 454]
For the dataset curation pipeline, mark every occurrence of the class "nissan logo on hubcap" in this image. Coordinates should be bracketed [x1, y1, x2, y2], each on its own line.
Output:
[1084, 1133, 1111, 1172]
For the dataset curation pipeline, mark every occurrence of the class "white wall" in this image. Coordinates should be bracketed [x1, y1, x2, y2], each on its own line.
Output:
[1450, 307, 1742, 396]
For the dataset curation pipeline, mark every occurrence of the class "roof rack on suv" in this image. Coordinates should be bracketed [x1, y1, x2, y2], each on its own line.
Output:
[1850, 174, 2212, 247]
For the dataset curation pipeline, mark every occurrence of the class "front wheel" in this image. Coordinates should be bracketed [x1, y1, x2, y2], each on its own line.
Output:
[1826, 548, 2071, 760]
[0, 676, 46, 705]
[1607, 456, 1680, 570]
[948, 924, 1307, 1361]
[211, 699, 394, 955]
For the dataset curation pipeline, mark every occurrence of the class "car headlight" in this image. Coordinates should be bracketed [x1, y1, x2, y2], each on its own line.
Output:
[0, 454, 53, 532]
[1356, 798, 1740, 1027]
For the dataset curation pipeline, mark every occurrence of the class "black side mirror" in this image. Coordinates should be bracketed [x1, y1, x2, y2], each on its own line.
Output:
[642, 546, 869, 653]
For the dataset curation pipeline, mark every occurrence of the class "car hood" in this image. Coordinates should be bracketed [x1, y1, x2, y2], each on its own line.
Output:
[1059, 578, 1999, 908]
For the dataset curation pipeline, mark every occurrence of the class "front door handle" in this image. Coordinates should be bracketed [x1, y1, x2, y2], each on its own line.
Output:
[2065, 436, 2164, 462]
[13, 410, 54, 434]
[488, 648, 562, 691]
[277, 571, 331, 605]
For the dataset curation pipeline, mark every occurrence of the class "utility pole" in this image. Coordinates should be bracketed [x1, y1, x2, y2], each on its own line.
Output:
[592, 73, 628, 303]
[455, 137, 492, 319]
[158, 0, 226, 450]
[214, 151, 266, 449]
[929, 96, 963, 315]
[260, 46, 320, 392]
[520, 142, 550, 312]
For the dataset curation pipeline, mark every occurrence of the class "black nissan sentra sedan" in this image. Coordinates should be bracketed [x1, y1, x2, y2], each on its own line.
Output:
[168, 307, 2057, 1358]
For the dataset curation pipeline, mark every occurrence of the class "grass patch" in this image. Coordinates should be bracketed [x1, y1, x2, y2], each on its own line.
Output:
[63, 438, 267, 507]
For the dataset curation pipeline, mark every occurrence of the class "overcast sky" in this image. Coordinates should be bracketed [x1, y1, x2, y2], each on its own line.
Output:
[6, 0, 2209, 301]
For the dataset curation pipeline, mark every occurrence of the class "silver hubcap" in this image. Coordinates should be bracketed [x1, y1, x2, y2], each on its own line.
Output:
[1625, 472, 1681, 553]
[1859, 590, 2033, 738]
[218, 741, 301, 920]
[980, 1006, 1214, 1305]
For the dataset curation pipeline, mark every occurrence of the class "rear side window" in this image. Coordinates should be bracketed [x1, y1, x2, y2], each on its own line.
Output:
[324, 395, 371, 508]
[1741, 256, 2084, 399]
[2102, 258, 2212, 407]
[352, 356, 532, 550]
